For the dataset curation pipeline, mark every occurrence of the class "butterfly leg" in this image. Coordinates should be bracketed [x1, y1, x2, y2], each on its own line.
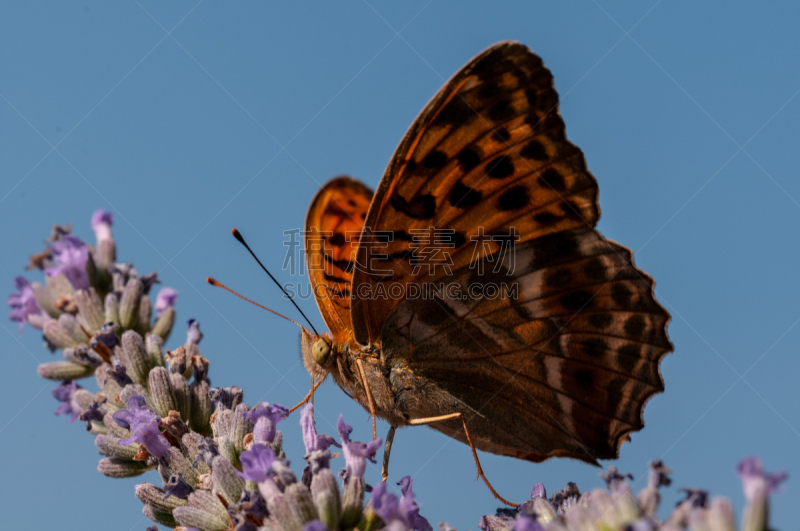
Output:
[381, 425, 396, 482]
[355, 357, 378, 440]
[288, 376, 325, 413]
[408, 413, 518, 507]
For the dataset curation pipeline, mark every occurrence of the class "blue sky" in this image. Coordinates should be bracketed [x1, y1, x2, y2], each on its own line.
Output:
[2, 1, 800, 530]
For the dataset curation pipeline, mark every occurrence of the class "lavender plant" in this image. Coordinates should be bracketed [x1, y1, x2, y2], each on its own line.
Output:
[9, 210, 787, 531]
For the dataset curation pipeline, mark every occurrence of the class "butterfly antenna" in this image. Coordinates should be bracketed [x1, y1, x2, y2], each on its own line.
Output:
[231, 228, 320, 336]
[207, 277, 304, 329]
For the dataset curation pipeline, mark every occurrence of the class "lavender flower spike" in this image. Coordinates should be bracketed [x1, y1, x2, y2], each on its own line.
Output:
[8, 276, 42, 334]
[44, 235, 90, 290]
[114, 395, 170, 460]
[398, 476, 433, 531]
[53, 381, 83, 423]
[154, 287, 178, 316]
[244, 402, 290, 445]
[337, 415, 382, 482]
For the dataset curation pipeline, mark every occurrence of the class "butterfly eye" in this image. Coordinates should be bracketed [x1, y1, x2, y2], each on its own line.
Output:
[312, 339, 332, 365]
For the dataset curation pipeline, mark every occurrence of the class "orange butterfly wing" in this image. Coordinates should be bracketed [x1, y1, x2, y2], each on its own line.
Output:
[351, 41, 598, 344]
[304, 176, 372, 343]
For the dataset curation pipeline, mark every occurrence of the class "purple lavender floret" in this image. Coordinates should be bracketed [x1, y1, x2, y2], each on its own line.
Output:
[53, 381, 83, 423]
[337, 415, 382, 482]
[398, 476, 433, 531]
[301, 403, 338, 453]
[303, 520, 329, 531]
[94, 322, 120, 349]
[8, 276, 42, 334]
[44, 235, 89, 290]
[512, 513, 543, 531]
[238, 443, 278, 484]
[737, 456, 788, 500]
[193, 437, 220, 467]
[244, 402, 290, 445]
[186, 318, 203, 345]
[530, 483, 546, 499]
[210, 386, 243, 410]
[154, 287, 178, 316]
[114, 395, 170, 459]
[79, 400, 107, 430]
[91, 208, 113, 241]
[372, 477, 432, 531]
[164, 472, 194, 500]
[108, 360, 133, 386]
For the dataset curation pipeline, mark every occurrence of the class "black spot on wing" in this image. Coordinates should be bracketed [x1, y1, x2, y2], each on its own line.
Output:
[574, 369, 594, 390]
[624, 315, 646, 338]
[582, 338, 608, 359]
[449, 182, 482, 208]
[390, 194, 436, 220]
[435, 96, 473, 127]
[497, 186, 529, 211]
[520, 140, 548, 161]
[560, 290, 593, 312]
[588, 313, 612, 330]
[328, 233, 345, 247]
[424, 151, 447, 169]
[457, 147, 482, 171]
[486, 155, 515, 179]
[538, 168, 566, 191]
[488, 100, 515, 122]
[493, 128, 511, 143]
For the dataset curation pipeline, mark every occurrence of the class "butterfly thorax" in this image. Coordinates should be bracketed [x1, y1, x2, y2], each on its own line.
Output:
[301, 328, 423, 428]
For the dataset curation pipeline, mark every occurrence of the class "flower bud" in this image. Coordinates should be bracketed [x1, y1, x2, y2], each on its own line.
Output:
[211, 455, 245, 505]
[95, 433, 139, 460]
[96, 239, 115, 271]
[36, 361, 95, 380]
[98, 456, 151, 478]
[171, 372, 191, 423]
[268, 493, 304, 531]
[340, 477, 365, 529]
[59, 313, 88, 344]
[142, 503, 177, 527]
[151, 306, 175, 342]
[180, 431, 210, 475]
[104, 292, 120, 325]
[286, 482, 319, 525]
[135, 294, 152, 336]
[190, 380, 212, 434]
[231, 403, 253, 455]
[148, 366, 178, 417]
[135, 482, 188, 512]
[119, 383, 148, 407]
[173, 490, 231, 531]
[162, 447, 199, 487]
[32, 281, 59, 318]
[217, 436, 238, 468]
[742, 484, 768, 531]
[119, 277, 143, 329]
[707, 497, 736, 531]
[75, 288, 104, 332]
[122, 330, 152, 387]
[146, 333, 165, 367]
[213, 409, 234, 440]
[315, 490, 339, 531]
[43, 321, 79, 350]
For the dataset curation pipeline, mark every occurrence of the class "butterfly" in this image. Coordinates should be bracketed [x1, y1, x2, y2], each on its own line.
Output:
[297, 41, 671, 505]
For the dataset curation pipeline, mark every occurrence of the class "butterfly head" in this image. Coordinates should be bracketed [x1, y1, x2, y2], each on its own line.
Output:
[300, 328, 337, 382]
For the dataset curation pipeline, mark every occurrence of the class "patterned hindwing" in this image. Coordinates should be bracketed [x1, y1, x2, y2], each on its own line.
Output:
[381, 229, 672, 463]
[351, 41, 599, 344]
[305, 176, 373, 341]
